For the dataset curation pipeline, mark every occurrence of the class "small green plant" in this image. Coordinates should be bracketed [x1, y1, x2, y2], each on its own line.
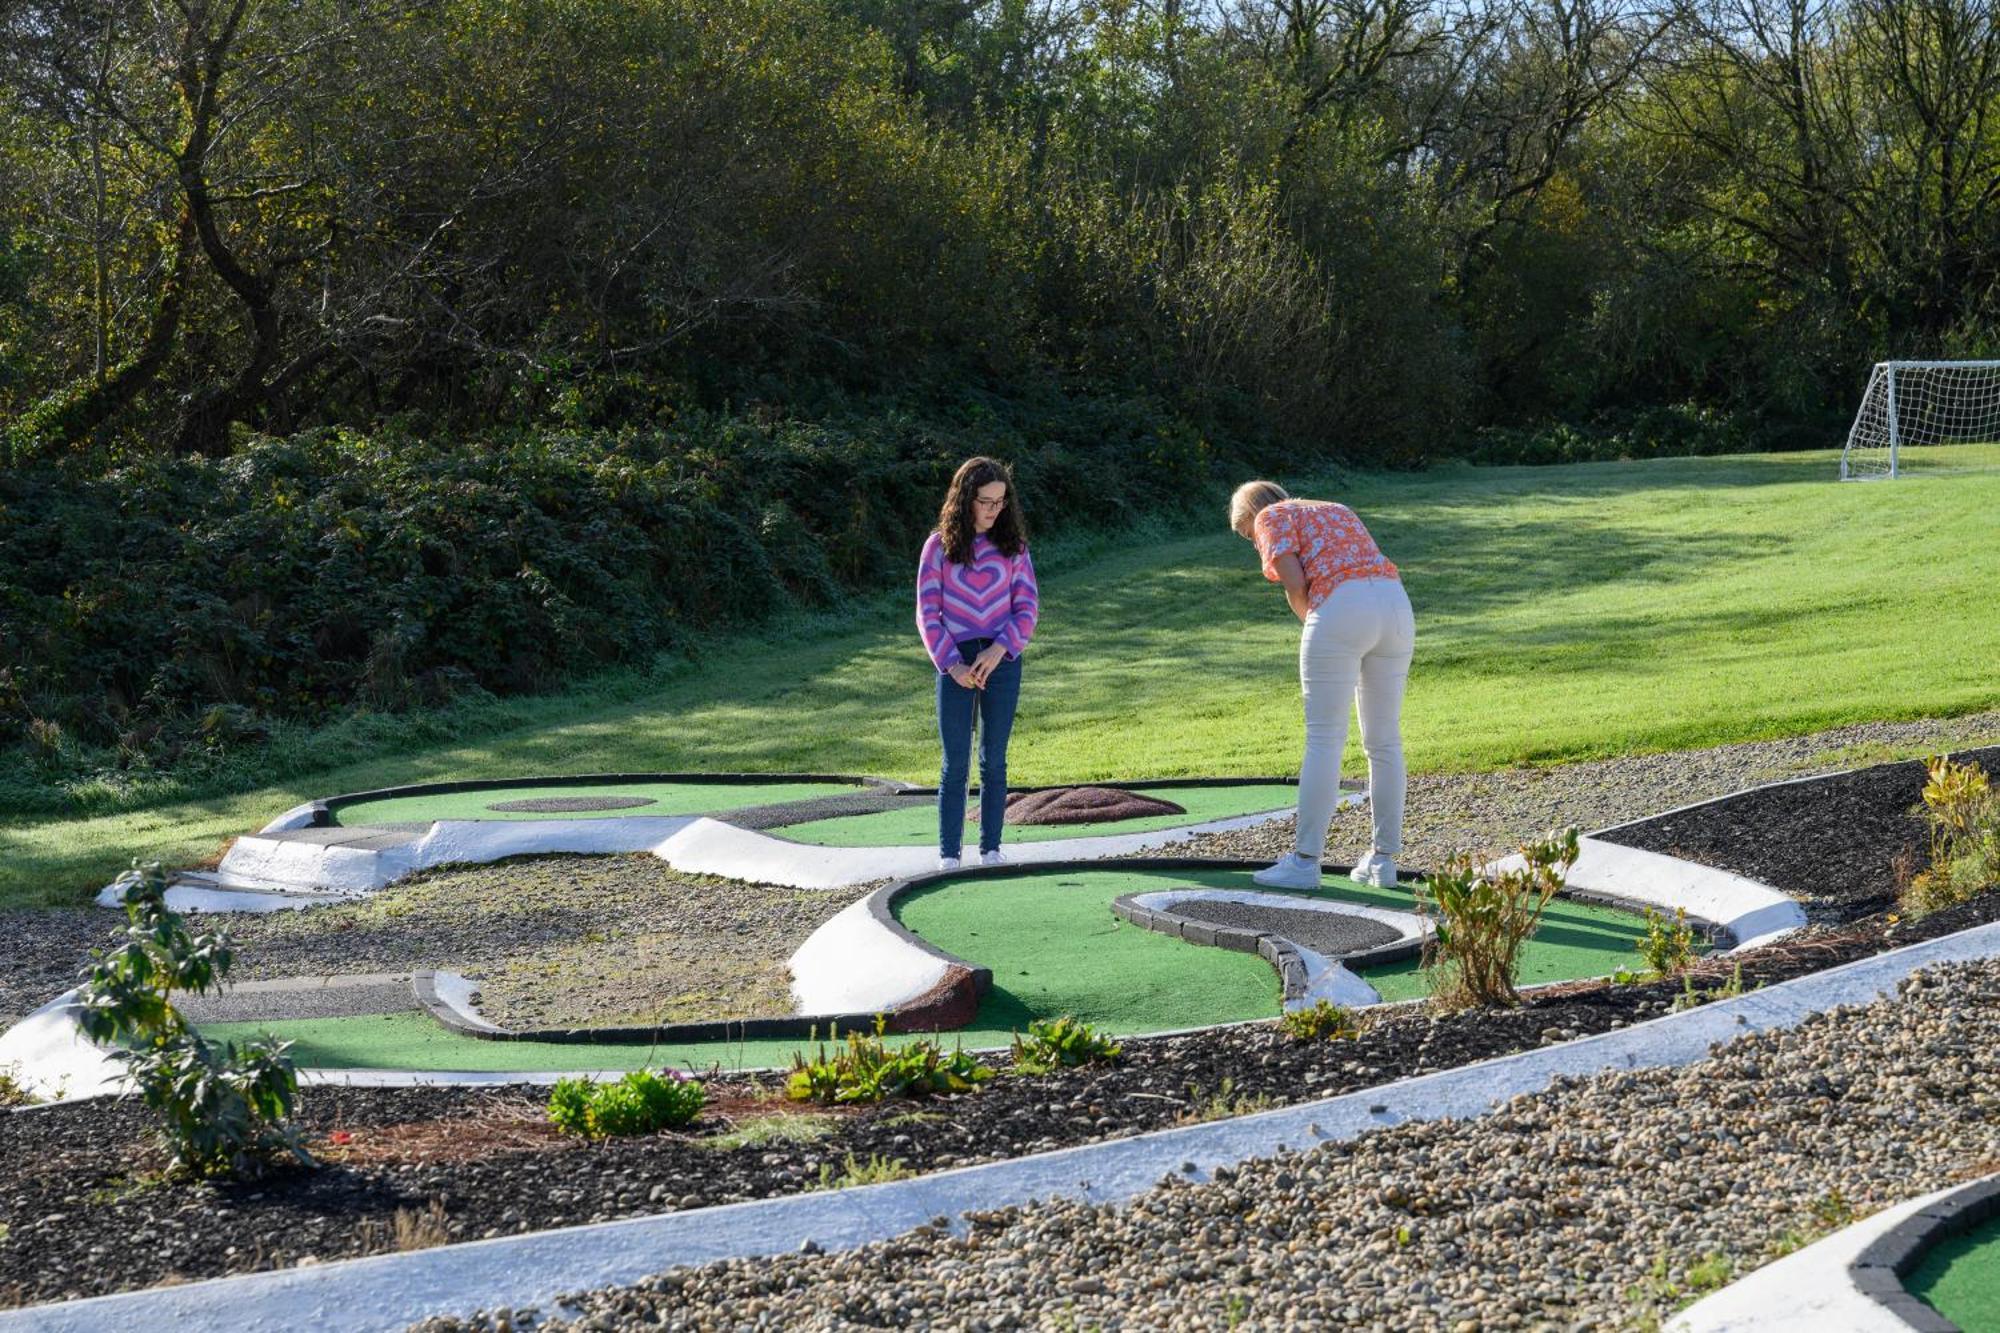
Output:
[76, 861, 307, 1178]
[1276, 999, 1360, 1042]
[547, 1069, 704, 1138]
[1670, 961, 1749, 1012]
[0, 1063, 37, 1107]
[1010, 1015, 1122, 1073]
[786, 1016, 993, 1105]
[1178, 1077, 1276, 1124]
[1903, 754, 2000, 916]
[813, 1152, 914, 1190]
[703, 1113, 837, 1152]
[1624, 1250, 1734, 1321]
[1636, 907, 1700, 978]
[1419, 828, 1580, 1009]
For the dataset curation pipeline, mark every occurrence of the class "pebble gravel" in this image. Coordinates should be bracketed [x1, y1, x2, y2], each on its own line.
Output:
[425, 957, 2000, 1333]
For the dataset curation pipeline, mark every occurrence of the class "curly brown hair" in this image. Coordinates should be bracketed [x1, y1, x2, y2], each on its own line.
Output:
[937, 456, 1027, 564]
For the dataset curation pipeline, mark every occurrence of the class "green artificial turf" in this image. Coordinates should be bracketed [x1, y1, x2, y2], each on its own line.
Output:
[776, 784, 1299, 846]
[329, 780, 855, 827]
[1909, 1214, 2000, 1331]
[203, 868, 1654, 1071]
[19, 446, 2000, 908]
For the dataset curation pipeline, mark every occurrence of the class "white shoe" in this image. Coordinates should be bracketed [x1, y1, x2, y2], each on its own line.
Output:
[980, 850, 1007, 866]
[1251, 852, 1322, 890]
[1352, 852, 1398, 888]
[937, 856, 962, 872]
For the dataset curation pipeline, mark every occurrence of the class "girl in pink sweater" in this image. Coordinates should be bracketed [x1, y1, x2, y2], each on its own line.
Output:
[916, 457, 1039, 870]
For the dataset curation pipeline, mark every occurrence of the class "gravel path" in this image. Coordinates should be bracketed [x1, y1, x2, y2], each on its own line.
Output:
[424, 958, 2000, 1333]
[1173, 709, 2000, 873]
[0, 910, 120, 1031]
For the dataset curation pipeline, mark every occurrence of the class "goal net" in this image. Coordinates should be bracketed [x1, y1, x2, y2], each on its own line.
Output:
[1840, 360, 2000, 479]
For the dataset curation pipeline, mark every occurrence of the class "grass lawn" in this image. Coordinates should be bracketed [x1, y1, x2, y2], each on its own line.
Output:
[200, 868, 1652, 1072]
[10, 445, 2000, 909]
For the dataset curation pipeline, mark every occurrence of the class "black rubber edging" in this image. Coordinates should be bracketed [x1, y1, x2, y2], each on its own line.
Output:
[310, 772, 917, 827]
[1847, 1173, 2000, 1332]
[1109, 888, 1427, 1004]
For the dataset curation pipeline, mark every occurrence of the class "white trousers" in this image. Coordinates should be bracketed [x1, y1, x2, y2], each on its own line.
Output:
[1292, 577, 1415, 858]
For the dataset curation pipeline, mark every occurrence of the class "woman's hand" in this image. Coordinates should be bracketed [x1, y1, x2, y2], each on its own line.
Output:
[1273, 553, 1312, 621]
[947, 663, 978, 689]
[967, 643, 1007, 687]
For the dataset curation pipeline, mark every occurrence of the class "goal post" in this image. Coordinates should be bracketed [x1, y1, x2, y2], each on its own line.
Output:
[1840, 360, 2000, 480]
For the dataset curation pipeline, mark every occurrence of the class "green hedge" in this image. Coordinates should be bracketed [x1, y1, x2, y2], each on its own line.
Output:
[0, 394, 1217, 811]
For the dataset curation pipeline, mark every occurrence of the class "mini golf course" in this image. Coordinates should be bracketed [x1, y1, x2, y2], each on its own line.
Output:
[772, 784, 1299, 846]
[1909, 1213, 2000, 1330]
[325, 779, 865, 825]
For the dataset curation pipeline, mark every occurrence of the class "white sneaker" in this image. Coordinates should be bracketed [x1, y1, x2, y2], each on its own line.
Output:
[937, 856, 962, 872]
[980, 850, 1007, 866]
[1251, 852, 1322, 890]
[1352, 852, 1398, 888]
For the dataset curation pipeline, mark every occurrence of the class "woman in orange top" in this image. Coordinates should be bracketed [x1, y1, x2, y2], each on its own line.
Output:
[1230, 480, 1415, 890]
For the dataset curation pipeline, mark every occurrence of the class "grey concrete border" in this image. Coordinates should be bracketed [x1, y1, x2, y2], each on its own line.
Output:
[7, 921, 1995, 1332]
[1848, 1172, 2000, 1331]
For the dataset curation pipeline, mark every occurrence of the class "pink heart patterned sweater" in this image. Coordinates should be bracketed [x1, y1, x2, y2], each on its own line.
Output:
[915, 531, 1040, 674]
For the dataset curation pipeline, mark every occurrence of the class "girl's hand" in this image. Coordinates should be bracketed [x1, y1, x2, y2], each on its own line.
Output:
[947, 663, 978, 689]
[968, 644, 1006, 687]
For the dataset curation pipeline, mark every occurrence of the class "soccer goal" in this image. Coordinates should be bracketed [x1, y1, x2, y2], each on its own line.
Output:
[1840, 360, 2000, 479]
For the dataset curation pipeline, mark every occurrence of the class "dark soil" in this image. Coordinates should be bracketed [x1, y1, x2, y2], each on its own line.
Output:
[6, 754, 2000, 1310]
[1600, 744, 2000, 923]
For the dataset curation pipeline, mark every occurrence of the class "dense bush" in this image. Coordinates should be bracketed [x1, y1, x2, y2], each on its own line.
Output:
[0, 392, 1215, 812]
[786, 1018, 994, 1104]
[547, 1070, 705, 1138]
[1902, 754, 2000, 917]
[1420, 828, 1581, 1009]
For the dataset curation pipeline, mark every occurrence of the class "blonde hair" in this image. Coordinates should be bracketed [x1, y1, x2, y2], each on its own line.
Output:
[1229, 480, 1290, 536]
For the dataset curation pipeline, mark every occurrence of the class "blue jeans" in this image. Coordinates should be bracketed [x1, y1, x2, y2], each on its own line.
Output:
[936, 638, 1022, 857]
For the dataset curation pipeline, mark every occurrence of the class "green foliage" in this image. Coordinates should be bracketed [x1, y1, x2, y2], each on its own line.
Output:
[1275, 999, 1361, 1043]
[1636, 908, 1700, 979]
[76, 861, 307, 1178]
[702, 1113, 837, 1152]
[812, 1152, 915, 1190]
[1009, 1015, 1122, 1074]
[1178, 1077, 1276, 1124]
[1670, 962, 1750, 1012]
[786, 1017, 993, 1105]
[1420, 829, 1581, 1009]
[547, 1069, 705, 1138]
[1903, 754, 2000, 917]
[0, 1064, 37, 1107]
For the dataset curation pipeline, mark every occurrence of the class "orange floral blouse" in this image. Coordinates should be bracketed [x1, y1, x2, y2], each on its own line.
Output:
[1252, 499, 1399, 612]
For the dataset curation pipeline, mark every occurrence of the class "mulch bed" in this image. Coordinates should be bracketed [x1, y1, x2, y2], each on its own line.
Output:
[5, 753, 1999, 1310]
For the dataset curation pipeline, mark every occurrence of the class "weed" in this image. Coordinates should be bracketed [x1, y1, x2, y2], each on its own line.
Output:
[877, 1109, 946, 1128]
[1810, 1187, 1856, 1230]
[703, 1113, 837, 1152]
[787, 1016, 993, 1105]
[813, 1152, 914, 1190]
[1178, 1078, 1276, 1124]
[1420, 828, 1580, 1008]
[1276, 999, 1360, 1042]
[1903, 754, 2000, 916]
[1670, 962, 1749, 1012]
[1624, 1249, 1734, 1321]
[0, 1064, 36, 1107]
[1010, 1016, 1122, 1074]
[1222, 1293, 1251, 1326]
[547, 1070, 704, 1138]
[1636, 907, 1699, 978]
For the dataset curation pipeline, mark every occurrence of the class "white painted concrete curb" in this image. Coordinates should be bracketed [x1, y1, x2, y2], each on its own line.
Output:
[0, 990, 124, 1101]
[8, 920, 1994, 1333]
[1495, 835, 1807, 950]
[1669, 1182, 1963, 1332]
[787, 896, 950, 1015]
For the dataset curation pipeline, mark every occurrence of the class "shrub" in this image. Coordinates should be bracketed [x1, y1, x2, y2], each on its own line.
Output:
[1276, 999, 1361, 1042]
[1902, 754, 2000, 916]
[1419, 828, 1580, 1009]
[1635, 907, 1700, 978]
[547, 1069, 705, 1138]
[786, 1017, 993, 1105]
[76, 861, 307, 1177]
[1009, 1016, 1122, 1073]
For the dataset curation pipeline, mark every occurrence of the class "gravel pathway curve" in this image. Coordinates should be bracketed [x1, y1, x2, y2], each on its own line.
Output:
[425, 957, 2000, 1333]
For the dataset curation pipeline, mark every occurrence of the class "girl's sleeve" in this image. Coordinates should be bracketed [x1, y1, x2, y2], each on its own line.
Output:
[1253, 506, 1294, 583]
[916, 534, 956, 673]
[997, 546, 1040, 655]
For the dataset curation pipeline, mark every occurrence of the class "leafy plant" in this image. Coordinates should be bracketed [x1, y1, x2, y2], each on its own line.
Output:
[703, 1113, 837, 1152]
[786, 1017, 993, 1105]
[547, 1069, 704, 1138]
[1178, 1078, 1276, 1124]
[1419, 828, 1581, 1009]
[1636, 907, 1700, 978]
[0, 1064, 36, 1107]
[1670, 962, 1750, 1012]
[813, 1152, 915, 1190]
[1903, 754, 2000, 916]
[1010, 1015, 1122, 1073]
[76, 861, 307, 1178]
[1276, 999, 1361, 1042]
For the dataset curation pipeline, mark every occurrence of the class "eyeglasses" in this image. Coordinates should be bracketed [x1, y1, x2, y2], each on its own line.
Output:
[973, 496, 1007, 510]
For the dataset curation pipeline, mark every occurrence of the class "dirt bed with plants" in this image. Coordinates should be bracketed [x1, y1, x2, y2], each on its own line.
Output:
[6, 746, 1999, 1311]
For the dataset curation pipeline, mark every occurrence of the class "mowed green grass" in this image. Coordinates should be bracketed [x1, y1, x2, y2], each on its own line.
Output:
[9, 445, 2000, 908]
